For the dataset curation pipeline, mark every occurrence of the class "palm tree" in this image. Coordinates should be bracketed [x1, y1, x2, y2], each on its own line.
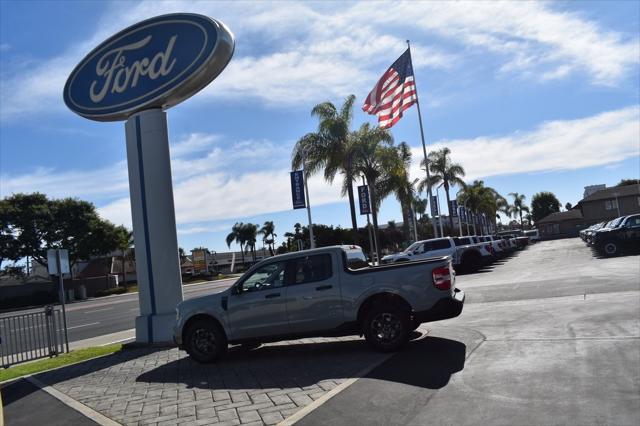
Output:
[508, 192, 530, 227]
[240, 223, 259, 263]
[352, 122, 395, 261]
[259, 221, 277, 256]
[114, 226, 133, 286]
[226, 222, 246, 266]
[378, 142, 417, 242]
[457, 180, 507, 232]
[292, 95, 359, 230]
[418, 147, 465, 232]
[284, 222, 303, 251]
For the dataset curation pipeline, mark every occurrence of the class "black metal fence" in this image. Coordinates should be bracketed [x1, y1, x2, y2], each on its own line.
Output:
[0, 305, 68, 368]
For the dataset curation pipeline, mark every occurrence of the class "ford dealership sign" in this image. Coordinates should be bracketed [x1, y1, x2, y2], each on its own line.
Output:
[64, 13, 234, 121]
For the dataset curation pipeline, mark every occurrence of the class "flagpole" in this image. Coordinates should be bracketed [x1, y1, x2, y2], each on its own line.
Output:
[407, 40, 438, 239]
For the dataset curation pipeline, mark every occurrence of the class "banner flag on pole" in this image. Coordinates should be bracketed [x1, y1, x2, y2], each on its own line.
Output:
[450, 200, 458, 217]
[290, 171, 306, 209]
[430, 195, 439, 216]
[358, 185, 372, 215]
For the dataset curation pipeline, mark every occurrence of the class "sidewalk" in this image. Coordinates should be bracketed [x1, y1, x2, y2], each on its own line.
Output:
[2, 333, 396, 426]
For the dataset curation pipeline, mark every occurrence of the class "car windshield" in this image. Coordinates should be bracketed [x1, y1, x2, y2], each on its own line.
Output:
[403, 242, 421, 253]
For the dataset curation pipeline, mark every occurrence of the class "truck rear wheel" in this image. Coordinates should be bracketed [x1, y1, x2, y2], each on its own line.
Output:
[363, 305, 410, 352]
[184, 318, 227, 363]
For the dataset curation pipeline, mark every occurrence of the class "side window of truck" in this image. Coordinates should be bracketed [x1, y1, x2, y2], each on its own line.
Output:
[240, 261, 287, 293]
[431, 240, 451, 250]
[291, 254, 333, 285]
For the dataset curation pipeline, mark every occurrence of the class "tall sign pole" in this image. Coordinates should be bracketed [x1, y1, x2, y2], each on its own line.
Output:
[360, 176, 376, 263]
[303, 165, 316, 249]
[407, 40, 438, 239]
[64, 14, 235, 343]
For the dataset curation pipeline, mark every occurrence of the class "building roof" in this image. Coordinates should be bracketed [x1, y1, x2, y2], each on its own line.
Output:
[581, 184, 640, 203]
[537, 209, 583, 224]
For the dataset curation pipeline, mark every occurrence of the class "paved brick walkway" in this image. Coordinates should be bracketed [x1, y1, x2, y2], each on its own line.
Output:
[35, 336, 387, 426]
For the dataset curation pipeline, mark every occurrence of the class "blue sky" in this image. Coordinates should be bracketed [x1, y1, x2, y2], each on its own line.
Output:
[1, 0, 639, 253]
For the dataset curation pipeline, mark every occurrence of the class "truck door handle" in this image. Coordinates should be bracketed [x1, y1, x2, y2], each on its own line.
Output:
[265, 293, 280, 299]
[315, 285, 332, 291]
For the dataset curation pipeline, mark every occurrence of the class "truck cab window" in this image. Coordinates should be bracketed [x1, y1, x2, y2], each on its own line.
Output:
[292, 254, 332, 285]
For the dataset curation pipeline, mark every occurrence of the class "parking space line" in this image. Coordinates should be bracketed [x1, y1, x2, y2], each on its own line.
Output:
[279, 331, 432, 426]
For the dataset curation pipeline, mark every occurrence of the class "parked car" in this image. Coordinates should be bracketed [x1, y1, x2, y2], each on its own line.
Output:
[523, 229, 540, 242]
[580, 222, 605, 243]
[592, 214, 640, 256]
[381, 237, 493, 272]
[174, 245, 465, 362]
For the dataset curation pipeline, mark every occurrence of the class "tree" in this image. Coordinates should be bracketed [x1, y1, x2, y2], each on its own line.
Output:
[1, 193, 122, 269]
[226, 222, 246, 265]
[457, 180, 506, 230]
[292, 95, 359, 231]
[259, 221, 277, 256]
[418, 147, 466, 232]
[352, 122, 395, 260]
[565, 202, 572, 211]
[114, 226, 133, 286]
[380, 142, 418, 242]
[531, 192, 561, 223]
[242, 223, 259, 263]
[508, 192, 530, 227]
[615, 179, 640, 187]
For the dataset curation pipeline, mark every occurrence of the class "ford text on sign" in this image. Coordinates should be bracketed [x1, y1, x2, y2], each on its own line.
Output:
[291, 171, 306, 209]
[358, 185, 371, 215]
[64, 13, 234, 121]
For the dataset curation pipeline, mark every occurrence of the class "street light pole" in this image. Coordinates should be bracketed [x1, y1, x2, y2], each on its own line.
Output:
[436, 183, 444, 238]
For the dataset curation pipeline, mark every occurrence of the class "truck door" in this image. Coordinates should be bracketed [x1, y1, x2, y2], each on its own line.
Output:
[226, 260, 289, 340]
[285, 253, 343, 334]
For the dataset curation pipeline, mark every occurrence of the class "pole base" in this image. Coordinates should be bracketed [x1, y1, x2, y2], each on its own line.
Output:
[135, 313, 176, 344]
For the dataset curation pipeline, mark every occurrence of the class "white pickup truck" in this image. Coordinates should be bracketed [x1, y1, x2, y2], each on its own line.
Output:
[381, 237, 493, 272]
[174, 245, 465, 363]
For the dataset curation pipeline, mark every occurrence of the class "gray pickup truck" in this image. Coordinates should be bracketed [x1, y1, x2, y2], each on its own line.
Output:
[174, 245, 465, 363]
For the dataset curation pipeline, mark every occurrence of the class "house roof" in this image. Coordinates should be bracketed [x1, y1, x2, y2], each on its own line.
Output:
[537, 209, 583, 224]
[581, 184, 640, 203]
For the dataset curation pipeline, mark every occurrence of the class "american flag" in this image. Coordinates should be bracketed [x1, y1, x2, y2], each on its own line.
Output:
[362, 48, 417, 129]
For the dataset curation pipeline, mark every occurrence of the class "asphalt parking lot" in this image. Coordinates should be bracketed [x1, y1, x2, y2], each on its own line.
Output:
[2, 238, 639, 426]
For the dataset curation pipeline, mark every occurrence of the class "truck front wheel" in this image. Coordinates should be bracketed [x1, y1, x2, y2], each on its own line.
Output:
[363, 305, 410, 352]
[184, 318, 227, 363]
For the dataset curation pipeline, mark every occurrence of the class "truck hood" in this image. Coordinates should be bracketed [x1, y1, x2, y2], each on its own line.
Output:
[176, 289, 229, 315]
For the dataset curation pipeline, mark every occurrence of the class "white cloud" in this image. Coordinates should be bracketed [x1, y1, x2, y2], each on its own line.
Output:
[409, 105, 640, 183]
[5, 106, 637, 231]
[3, 1, 635, 121]
[0, 162, 129, 199]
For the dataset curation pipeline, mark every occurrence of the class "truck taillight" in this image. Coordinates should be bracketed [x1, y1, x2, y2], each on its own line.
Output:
[432, 267, 452, 290]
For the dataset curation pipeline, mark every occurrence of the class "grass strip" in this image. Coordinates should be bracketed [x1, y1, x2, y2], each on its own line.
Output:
[0, 344, 123, 383]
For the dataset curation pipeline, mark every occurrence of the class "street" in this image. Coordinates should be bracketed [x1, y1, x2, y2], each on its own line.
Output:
[1, 278, 236, 350]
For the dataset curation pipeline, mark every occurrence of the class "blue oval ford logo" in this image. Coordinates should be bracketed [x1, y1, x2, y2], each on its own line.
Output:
[64, 13, 234, 121]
